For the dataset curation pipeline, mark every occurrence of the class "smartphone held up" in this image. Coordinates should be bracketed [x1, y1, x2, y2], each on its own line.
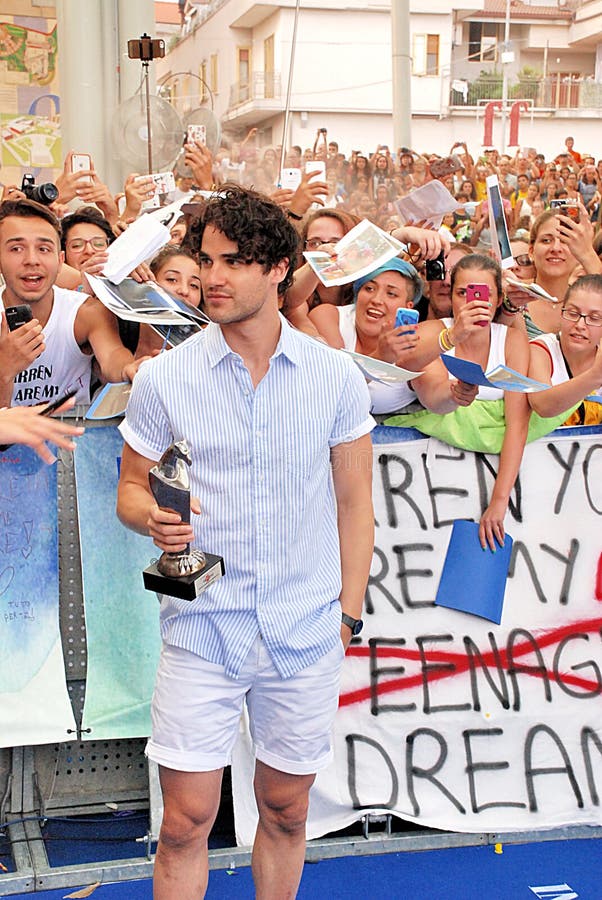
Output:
[395, 307, 419, 332]
[466, 283, 490, 327]
[5, 304, 33, 331]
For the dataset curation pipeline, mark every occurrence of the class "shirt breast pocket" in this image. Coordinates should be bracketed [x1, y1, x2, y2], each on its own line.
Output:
[282, 418, 332, 481]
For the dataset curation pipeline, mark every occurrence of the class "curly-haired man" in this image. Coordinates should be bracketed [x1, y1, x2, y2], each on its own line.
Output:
[117, 185, 375, 899]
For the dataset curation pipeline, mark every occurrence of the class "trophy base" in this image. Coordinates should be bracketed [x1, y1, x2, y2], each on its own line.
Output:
[143, 553, 225, 601]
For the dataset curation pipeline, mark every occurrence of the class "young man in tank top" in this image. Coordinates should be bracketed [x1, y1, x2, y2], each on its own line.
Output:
[0, 199, 139, 408]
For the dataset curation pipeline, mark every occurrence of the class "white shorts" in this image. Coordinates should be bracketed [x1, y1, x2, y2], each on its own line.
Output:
[146, 635, 345, 776]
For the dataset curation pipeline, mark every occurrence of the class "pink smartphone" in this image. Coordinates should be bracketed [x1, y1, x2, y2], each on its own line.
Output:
[466, 283, 489, 326]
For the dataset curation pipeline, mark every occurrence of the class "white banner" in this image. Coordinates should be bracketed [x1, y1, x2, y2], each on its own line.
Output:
[233, 430, 602, 843]
[0, 446, 75, 748]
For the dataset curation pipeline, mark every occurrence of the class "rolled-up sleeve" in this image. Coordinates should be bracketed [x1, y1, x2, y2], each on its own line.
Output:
[329, 360, 375, 447]
[119, 360, 173, 461]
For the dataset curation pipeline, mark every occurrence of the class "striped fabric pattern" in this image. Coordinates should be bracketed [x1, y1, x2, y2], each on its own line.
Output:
[120, 316, 373, 679]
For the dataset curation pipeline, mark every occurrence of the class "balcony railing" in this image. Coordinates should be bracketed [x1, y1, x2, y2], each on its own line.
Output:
[229, 71, 282, 108]
[449, 75, 602, 110]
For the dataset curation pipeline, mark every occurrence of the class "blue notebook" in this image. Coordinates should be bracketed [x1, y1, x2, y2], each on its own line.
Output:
[435, 520, 513, 624]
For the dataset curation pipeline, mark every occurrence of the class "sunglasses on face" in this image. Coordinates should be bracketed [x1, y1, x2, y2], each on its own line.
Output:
[513, 254, 533, 267]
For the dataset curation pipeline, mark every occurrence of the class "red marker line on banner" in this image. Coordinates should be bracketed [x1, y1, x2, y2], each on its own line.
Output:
[339, 615, 602, 708]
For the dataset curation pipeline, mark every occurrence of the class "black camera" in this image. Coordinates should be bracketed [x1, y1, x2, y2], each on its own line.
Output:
[425, 250, 446, 282]
[21, 174, 58, 206]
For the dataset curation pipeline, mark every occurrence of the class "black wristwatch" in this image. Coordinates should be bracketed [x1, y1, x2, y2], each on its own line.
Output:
[341, 612, 364, 636]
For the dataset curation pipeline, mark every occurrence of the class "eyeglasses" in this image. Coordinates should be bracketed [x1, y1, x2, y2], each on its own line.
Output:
[304, 237, 341, 250]
[513, 254, 533, 268]
[66, 236, 109, 252]
[561, 306, 602, 327]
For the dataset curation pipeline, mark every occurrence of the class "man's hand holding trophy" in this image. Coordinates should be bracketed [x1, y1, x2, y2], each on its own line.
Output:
[142, 440, 225, 601]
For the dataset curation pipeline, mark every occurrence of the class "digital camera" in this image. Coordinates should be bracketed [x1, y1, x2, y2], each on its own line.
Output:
[20, 174, 58, 206]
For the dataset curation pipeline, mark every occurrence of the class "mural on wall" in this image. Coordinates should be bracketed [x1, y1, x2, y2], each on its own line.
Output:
[0, 16, 61, 185]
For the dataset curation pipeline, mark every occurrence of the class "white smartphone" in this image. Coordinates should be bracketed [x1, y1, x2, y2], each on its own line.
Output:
[71, 152, 92, 184]
[280, 168, 302, 190]
[305, 161, 326, 182]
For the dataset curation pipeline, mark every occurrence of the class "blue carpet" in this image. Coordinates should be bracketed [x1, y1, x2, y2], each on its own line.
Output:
[10, 837, 601, 899]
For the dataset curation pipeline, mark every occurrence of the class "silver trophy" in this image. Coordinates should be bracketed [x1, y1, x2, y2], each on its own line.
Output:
[142, 440, 224, 601]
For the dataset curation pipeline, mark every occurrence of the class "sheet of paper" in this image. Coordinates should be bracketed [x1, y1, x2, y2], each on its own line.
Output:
[435, 520, 513, 624]
[102, 215, 171, 284]
[303, 220, 404, 287]
[394, 180, 459, 229]
[341, 349, 422, 384]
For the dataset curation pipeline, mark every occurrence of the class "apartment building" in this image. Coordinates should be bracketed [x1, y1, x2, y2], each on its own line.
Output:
[157, 0, 602, 157]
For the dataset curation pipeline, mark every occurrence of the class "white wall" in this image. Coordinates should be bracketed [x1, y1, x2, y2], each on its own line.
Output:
[157, 4, 454, 122]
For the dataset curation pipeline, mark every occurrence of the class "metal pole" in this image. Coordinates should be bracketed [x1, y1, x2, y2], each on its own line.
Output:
[391, 0, 412, 152]
[55, 0, 106, 173]
[500, 0, 511, 153]
[144, 62, 153, 174]
[279, 0, 302, 179]
[117, 0, 155, 107]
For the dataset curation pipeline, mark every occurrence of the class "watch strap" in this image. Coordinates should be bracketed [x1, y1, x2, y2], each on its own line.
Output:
[341, 612, 363, 635]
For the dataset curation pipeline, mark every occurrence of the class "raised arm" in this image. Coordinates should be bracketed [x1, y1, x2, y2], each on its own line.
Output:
[528, 340, 602, 417]
[0, 314, 45, 407]
[308, 303, 345, 348]
[411, 356, 478, 414]
[285, 261, 321, 310]
[75, 298, 138, 384]
[556, 205, 602, 275]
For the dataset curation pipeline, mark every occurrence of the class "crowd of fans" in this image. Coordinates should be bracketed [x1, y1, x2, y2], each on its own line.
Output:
[2, 126, 602, 546]
[209, 129, 602, 235]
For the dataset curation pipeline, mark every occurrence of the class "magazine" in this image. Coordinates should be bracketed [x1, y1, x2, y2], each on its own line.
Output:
[87, 275, 209, 347]
[505, 277, 558, 304]
[303, 220, 404, 287]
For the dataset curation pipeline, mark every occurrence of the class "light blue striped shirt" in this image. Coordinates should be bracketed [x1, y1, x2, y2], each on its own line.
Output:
[120, 316, 374, 679]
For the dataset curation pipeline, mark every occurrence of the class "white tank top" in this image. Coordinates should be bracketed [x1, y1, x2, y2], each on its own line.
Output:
[10, 287, 92, 406]
[442, 317, 508, 401]
[530, 331, 602, 399]
[529, 332, 568, 386]
[338, 304, 416, 414]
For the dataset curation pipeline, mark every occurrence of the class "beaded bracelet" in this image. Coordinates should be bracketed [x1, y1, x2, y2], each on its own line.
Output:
[501, 293, 525, 314]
